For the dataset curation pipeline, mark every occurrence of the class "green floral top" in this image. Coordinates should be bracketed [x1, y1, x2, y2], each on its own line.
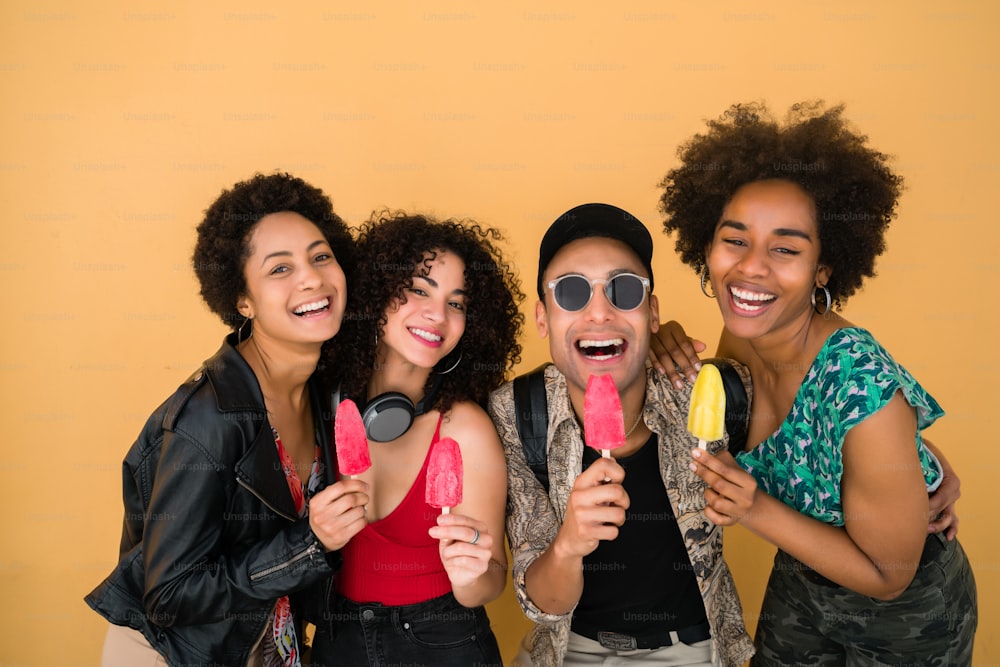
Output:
[736, 327, 943, 527]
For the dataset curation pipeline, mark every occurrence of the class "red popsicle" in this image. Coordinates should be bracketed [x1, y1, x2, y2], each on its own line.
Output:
[584, 373, 626, 458]
[426, 437, 463, 514]
[335, 399, 371, 477]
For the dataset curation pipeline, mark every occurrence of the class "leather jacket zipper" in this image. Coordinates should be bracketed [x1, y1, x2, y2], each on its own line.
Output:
[237, 476, 297, 521]
[236, 476, 321, 582]
[250, 542, 322, 582]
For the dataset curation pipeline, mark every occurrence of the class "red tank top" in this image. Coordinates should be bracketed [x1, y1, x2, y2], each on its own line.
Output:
[336, 415, 452, 605]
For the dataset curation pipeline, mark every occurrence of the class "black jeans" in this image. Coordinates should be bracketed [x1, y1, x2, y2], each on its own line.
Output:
[311, 592, 502, 667]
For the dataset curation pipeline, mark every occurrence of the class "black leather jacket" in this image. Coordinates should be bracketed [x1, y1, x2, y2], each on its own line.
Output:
[86, 334, 337, 666]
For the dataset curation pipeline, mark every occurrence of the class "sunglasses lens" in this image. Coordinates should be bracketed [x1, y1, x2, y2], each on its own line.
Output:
[607, 275, 647, 310]
[553, 275, 592, 311]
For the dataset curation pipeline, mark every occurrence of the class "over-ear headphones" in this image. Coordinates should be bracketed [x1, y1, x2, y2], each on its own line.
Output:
[334, 374, 444, 443]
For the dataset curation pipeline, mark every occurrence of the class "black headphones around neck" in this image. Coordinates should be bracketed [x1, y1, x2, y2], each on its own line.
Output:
[334, 374, 444, 443]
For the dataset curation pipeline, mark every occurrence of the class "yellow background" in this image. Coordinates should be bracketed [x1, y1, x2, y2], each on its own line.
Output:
[2, 1, 996, 664]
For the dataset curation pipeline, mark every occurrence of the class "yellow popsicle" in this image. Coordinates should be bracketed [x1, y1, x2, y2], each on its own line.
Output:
[688, 364, 725, 449]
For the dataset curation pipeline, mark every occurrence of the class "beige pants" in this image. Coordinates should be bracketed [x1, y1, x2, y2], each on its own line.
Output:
[100, 625, 166, 667]
[512, 630, 713, 667]
[100, 624, 267, 667]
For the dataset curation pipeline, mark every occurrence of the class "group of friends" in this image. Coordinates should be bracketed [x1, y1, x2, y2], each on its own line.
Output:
[86, 101, 978, 666]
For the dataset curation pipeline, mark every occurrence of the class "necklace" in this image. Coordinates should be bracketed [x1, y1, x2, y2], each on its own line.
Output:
[575, 409, 645, 441]
[624, 410, 644, 438]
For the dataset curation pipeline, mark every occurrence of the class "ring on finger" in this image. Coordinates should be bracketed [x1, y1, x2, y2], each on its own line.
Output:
[469, 528, 481, 545]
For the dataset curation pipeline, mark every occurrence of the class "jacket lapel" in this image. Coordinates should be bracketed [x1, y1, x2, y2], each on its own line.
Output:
[206, 335, 300, 521]
[235, 425, 299, 521]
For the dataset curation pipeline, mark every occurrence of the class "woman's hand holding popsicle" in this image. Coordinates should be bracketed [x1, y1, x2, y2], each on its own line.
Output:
[308, 479, 370, 551]
[430, 512, 495, 589]
[689, 447, 759, 526]
[425, 436, 489, 587]
[306, 398, 373, 552]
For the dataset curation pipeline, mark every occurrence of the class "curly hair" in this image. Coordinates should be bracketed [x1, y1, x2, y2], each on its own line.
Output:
[192, 172, 355, 327]
[326, 211, 524, 412]
[659, 101, 904, 306]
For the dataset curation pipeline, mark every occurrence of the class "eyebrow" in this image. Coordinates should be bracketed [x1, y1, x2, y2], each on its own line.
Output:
[260, 239, 330, 267]
[718, 219, 814, 242]
[413, 274, 468, 297]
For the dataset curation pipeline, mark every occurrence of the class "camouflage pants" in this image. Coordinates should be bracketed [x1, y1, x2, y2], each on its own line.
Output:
[751, 533, 977, 667]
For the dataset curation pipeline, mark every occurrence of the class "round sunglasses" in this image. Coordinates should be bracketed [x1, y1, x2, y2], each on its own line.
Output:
[545, 273, 650, 312]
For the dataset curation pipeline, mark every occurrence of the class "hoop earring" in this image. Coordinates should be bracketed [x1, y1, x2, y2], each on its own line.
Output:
[237, 317, 253, 345]
[434, 347, 463, 375]
[811, 285, 832, 315]
[700, 266, 716, 299]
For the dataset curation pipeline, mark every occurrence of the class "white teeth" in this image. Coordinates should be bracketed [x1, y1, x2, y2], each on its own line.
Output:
[729, 288, 774, 313]
[578, 338, 623, 348]
[729, 287, 776, 303]
[577, 338, 623, 360]
[410, 327, 442, 342]
[734, 300, 766, 312]
[294, 298, 329, 314]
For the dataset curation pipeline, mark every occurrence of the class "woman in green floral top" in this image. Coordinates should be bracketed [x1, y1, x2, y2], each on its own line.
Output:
[659, 102, 977, 665]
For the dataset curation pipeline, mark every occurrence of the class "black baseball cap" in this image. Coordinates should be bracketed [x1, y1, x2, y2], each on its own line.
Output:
[536, 203, 654, 299]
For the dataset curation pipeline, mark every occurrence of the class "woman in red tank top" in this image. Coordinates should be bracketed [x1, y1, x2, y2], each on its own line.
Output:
[310, 211, 524, 666]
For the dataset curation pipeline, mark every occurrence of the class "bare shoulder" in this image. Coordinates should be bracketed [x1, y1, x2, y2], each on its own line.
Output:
[441, 401, 502, 448]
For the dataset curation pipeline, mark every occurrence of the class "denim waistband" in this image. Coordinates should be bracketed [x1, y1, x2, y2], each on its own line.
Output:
[335, 592, 481, 625]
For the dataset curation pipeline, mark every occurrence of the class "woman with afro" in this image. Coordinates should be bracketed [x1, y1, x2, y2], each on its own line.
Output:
[660, 102, 977, 664]
[311, 211, 524, 666]
[87, 173, 362, 666]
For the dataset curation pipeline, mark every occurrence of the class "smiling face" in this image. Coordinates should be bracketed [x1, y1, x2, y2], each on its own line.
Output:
[378, 249, 467, 371]
[536, 237, 659, 400]
[237, 211, 347, 349]
[707, 179, 831, 341]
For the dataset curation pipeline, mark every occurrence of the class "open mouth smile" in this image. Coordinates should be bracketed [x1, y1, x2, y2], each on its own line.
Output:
[293, 298, 330, 316]
[409, 327, 443, 344]
[576, 337, 626, 361]
[730, 286, 776, 313]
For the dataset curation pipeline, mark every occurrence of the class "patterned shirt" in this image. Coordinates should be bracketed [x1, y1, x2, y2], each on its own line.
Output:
[489, 365, 754, 667]
[736, 327, 944, 526]
[264, 431, 323, 667]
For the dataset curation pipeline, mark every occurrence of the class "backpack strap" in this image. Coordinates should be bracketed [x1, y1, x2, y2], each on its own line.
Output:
[512, 363, 551, 493]
[701, 358, 750, 456]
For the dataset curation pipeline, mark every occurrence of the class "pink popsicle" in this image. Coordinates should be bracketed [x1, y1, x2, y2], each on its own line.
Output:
[335, 399, 371, 477]
[426, 437, 463, 514]
[584, 373, 626, 458]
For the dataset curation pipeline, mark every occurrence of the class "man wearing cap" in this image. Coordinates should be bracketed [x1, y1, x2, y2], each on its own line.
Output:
[488, 203, 754, 666]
